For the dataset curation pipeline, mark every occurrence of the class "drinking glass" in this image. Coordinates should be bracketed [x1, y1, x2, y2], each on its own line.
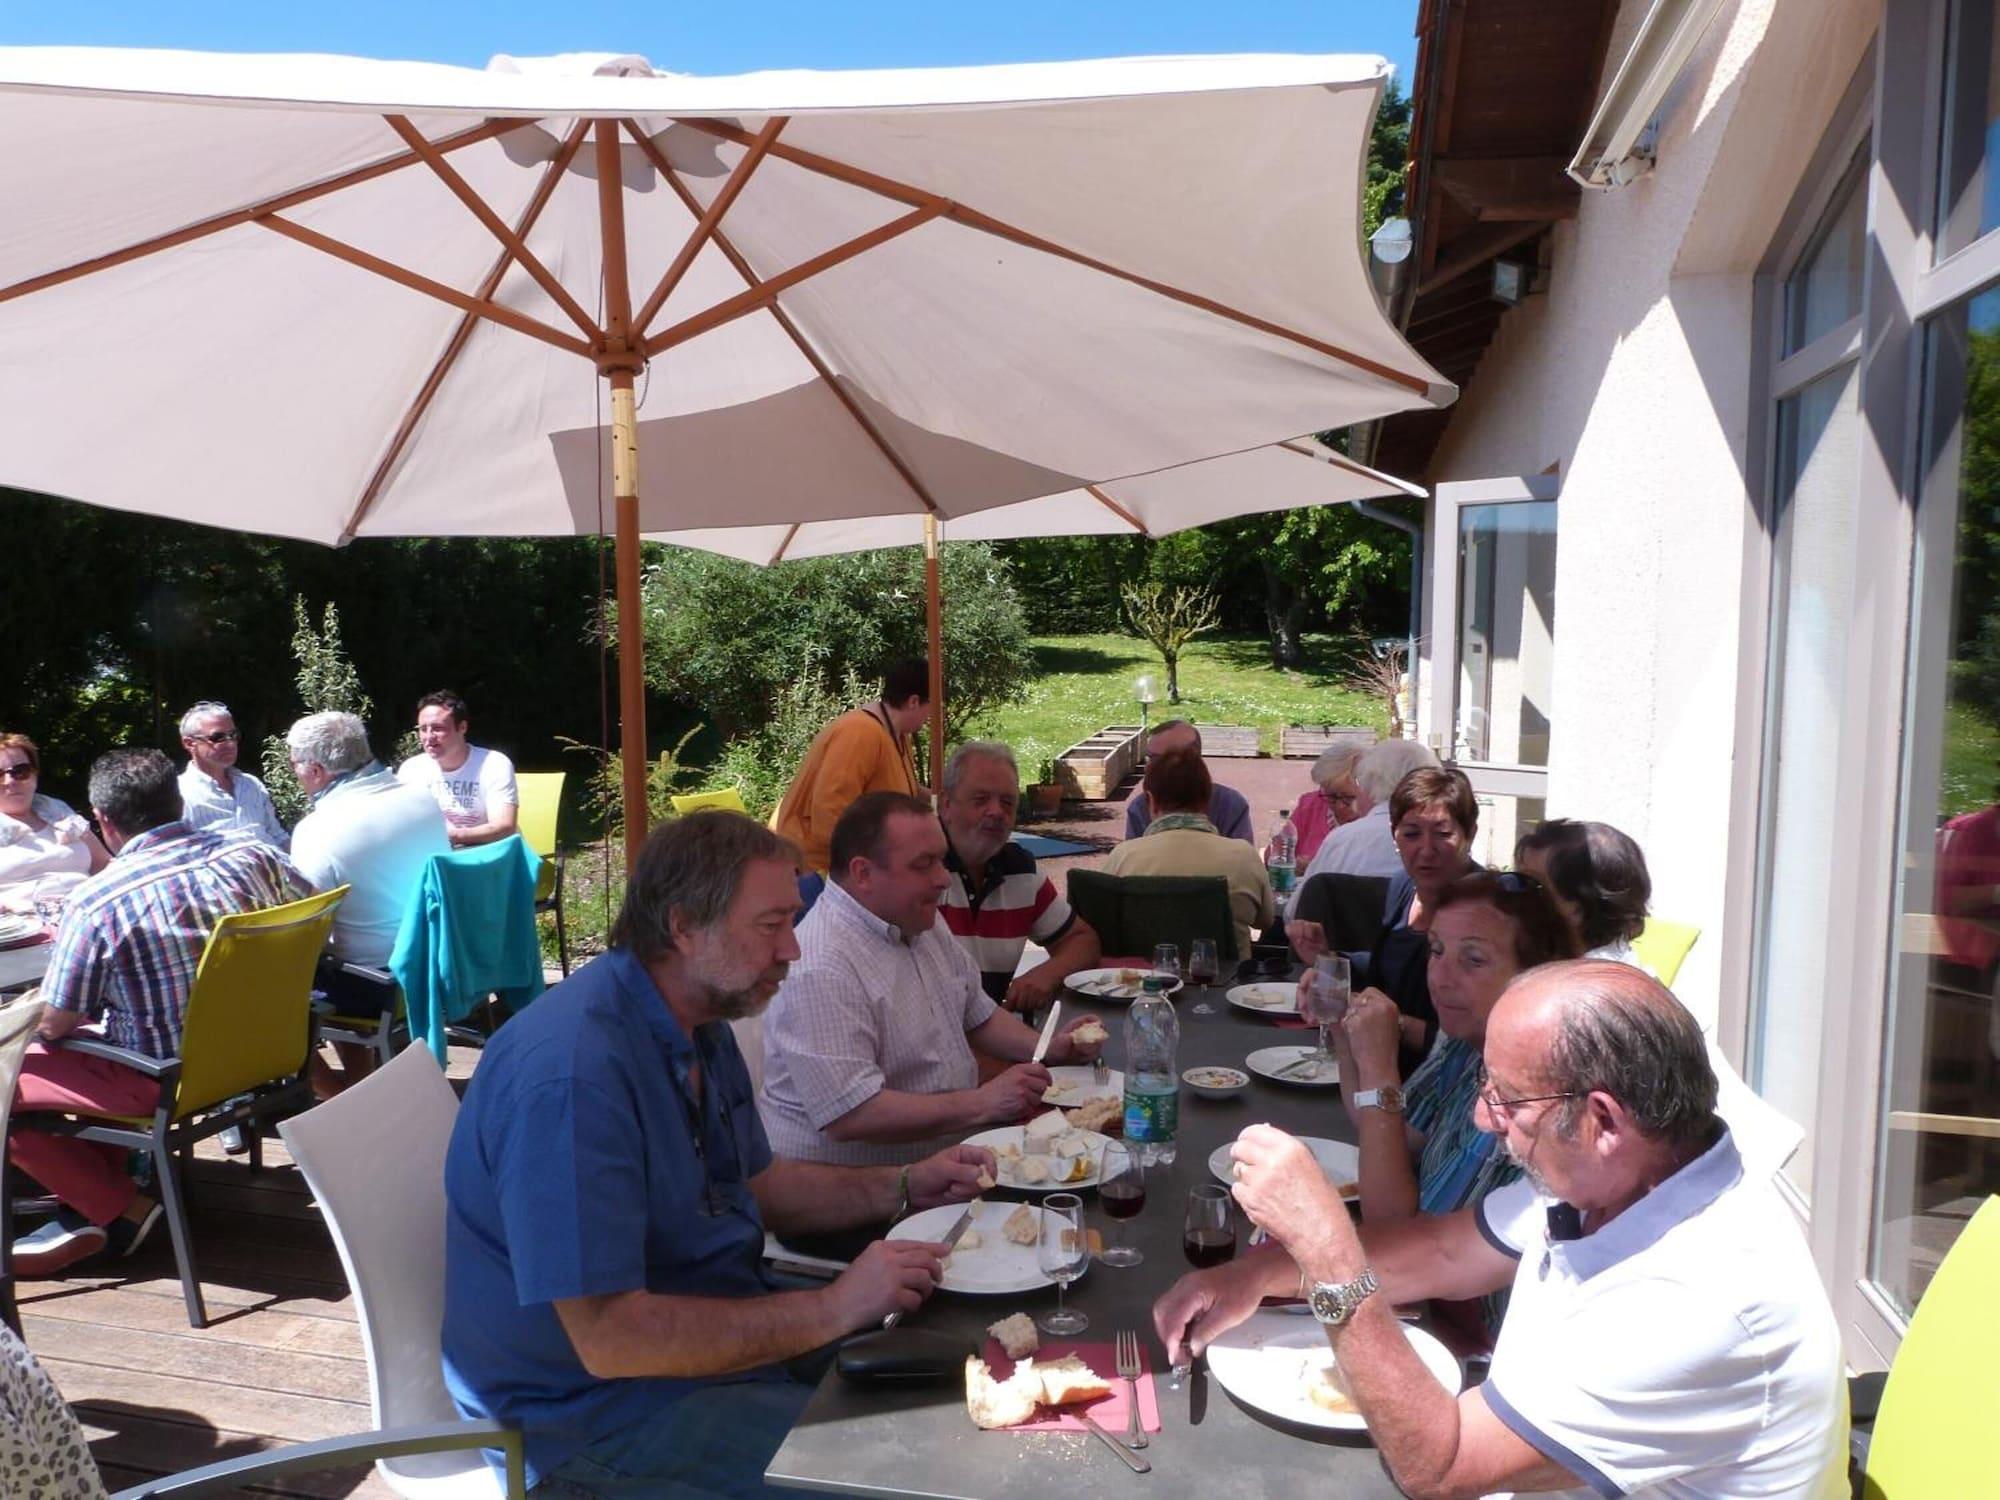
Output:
[1152, 943, 1181, 989]
[1097, 1141, 1145, 1267]
[1036, 1193, 1091, 1334]
[1188, 936, 1220, 1014]
[1183, 1184, 1236, 1268]
[1296, 953, 1351, 1077]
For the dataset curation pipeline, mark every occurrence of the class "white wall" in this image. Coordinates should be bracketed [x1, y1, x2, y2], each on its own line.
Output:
[1418, 0, 1874, 1028]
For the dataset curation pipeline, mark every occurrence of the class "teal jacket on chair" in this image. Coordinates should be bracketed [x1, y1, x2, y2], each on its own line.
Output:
[391, 836, 546, 1062]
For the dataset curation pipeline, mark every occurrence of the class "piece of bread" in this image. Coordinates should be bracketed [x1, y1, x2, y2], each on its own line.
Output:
[1304, 1361, 1358, 1415]
[1023, 1108, 1069, 1142]
[1066, 1097, 1120, 1134]
[1035, 1355, 1113, 1406]
[1013, 1155, 1050, 1185]
[1003, 1203, 1039, 1245]
[1042, 1081, 1078, 1104]
[993, 1141, 1023, 1162]
[975, 1167, 997, 1190]
[966, 1355, 1043, 1429]
[1071, 1018, 1108, 1046]
[951, 1228, 985, 1255]
[987, 1312, 1039, 1359]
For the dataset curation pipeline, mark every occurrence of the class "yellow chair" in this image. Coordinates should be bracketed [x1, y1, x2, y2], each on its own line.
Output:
[515, 771, 569, 975]
[1631, 918, 1700, 988]
[1857, 1195, 2000, 1496]
[19, 887, 345, 1327]
[671, 788, 747, 816]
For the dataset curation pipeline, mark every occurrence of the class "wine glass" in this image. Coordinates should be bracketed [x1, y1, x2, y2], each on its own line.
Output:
[1183, 1184, 1236, 1268]
[1037, 1193, 1090, 1334]
[1097, 1141, 1145, 1267]
[1296, 953, 1350, 1079]
[1152, 942, 1181, 989]
[1188, 937, 1220, 1014]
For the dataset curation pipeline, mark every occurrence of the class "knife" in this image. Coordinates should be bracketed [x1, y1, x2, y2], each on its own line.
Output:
[883, 1199, 979, 1330]
[1274, 1053, 1325, 1081]
[1188, 1350, 1208, 1426]
[1031, 1000, 1062, 1065]
[1079, 1412, 1151, 1473]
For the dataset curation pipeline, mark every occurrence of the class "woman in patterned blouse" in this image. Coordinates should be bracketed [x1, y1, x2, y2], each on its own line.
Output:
[1332, 871, 1580, 1227]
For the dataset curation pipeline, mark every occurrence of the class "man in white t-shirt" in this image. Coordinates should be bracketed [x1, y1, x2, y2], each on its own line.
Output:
[395, 690, 519, 849]
[1154, 960, 1847, 1500]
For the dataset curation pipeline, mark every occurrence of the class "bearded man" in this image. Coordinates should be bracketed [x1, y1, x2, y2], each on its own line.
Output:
[441, 811, 995, 1497]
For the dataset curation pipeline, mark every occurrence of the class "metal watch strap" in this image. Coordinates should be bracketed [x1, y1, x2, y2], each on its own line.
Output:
[1354, 1086, 1405, 1114]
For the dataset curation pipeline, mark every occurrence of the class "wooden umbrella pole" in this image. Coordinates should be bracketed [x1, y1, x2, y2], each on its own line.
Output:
[595, 120, 649, 873]
[924, 512, 945, 795]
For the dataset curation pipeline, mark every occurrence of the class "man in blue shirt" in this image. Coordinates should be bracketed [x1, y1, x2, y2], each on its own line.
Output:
[1122, 720, 1255, 844]
[444, 810, 994, 1496]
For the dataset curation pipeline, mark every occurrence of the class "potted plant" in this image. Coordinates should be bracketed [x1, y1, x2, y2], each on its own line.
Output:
[1022, 744, 1064, 818]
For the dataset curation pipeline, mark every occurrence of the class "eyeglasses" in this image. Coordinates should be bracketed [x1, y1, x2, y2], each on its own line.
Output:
[1326, 791, 1361, 807]
[1475, 1064, 1581, 1124]
[0, 764, 34, 782]
[189, 731, 240, 745]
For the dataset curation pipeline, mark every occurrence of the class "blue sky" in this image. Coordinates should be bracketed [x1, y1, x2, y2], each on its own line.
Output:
[1, 2, 1419, 89]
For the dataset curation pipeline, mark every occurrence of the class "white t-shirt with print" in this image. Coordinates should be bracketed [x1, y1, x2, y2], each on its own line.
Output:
[396, 745, 518, 831]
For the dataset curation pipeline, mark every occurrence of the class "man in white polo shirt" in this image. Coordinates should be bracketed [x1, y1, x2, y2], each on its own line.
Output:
[1154, 960, 1847, 1500]
[396, 690, 518, 849]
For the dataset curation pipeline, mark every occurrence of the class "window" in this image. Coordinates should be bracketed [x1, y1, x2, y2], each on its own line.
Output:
[1937, 0, 2000, 261]
[1873, 286, 2000, 1318]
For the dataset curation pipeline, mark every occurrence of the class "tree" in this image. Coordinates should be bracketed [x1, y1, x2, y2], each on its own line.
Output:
[1120, 582, 1221, 703]
[258, 599, 380, 825]
[1363, 80, 1412, 236]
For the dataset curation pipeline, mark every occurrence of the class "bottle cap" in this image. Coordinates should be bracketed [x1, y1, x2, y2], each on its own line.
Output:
[1141, 976, 1167, 994]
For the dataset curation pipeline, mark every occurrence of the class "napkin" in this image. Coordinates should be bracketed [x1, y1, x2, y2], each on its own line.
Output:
[982, 1337, 1162, 1434]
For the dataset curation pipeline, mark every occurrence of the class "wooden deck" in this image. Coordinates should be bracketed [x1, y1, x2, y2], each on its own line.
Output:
[29, 1049, 483, 1497]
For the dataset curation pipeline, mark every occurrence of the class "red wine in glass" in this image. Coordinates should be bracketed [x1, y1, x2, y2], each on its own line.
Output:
[1183, 1226, 1237, 1268]
[1101, 1179, 1146, 1220]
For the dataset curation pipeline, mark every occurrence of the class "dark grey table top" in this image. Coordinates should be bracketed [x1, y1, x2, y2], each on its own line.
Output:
[767, 978, 1423, 1500]
[0, 940, 50, 994]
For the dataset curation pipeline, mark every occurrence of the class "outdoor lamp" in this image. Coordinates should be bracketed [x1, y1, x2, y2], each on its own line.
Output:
[1368, 217, 1413, 309]
[1135, 674, 1158, 733]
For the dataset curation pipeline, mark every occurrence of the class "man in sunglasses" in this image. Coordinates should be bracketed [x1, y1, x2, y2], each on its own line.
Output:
[176, 701, 289, 850]
[1155, 961, 1847, 1500]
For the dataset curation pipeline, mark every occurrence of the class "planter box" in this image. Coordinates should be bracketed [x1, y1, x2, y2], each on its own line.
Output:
[1280, 725, 1377, 760]
[1056, 724, 1144, 800]
[1194, 723, 1259, 758]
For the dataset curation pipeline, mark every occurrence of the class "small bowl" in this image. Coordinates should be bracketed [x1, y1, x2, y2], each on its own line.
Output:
[1182, 1065, 1249, 1099]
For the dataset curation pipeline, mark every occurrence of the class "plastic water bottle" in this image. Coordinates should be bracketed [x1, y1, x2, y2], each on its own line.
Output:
[1123, 976, 1180, 1165]
[1267, 812, 1298, 895]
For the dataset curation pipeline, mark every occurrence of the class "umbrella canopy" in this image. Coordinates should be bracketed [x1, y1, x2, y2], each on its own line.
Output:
[0, 47, 1452, 852]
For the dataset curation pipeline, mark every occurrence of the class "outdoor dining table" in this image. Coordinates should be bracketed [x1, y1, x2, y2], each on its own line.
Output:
[0, 939, 50, 995]
[766, 974, 1427, 1500]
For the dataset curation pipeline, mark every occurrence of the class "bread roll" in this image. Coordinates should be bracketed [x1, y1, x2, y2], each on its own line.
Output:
[1035, 1355, 1113, 1406]
[987, 1312, 1039, 1359]
[966, 1355, 1042, 1429]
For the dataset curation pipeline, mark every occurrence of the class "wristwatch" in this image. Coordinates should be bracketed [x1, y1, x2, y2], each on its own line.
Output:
[1308, 1268, 1379, 1326]
[1353, 1085, 1406, 1114]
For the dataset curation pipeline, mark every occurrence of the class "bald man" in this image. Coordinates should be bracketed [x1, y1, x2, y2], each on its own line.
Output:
[1155, 961, 1847, 1500]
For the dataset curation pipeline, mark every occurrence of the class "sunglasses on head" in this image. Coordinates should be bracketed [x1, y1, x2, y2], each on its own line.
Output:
[0, 764, 34, 782]
[190, 731, 240, 745]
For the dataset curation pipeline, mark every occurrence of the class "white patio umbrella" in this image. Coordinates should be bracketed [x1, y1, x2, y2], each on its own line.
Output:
[0, 47, 1451, 856]
[650, 437, 1423, 785]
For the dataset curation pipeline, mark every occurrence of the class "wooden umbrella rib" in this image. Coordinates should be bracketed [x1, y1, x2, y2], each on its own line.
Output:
[0, 117, 533, 309]
[674, 116, 1433, 399]
[1084, 483, 1150, 535]
[384, 114, 603, 345]
[622, 120, 940, 518]
[631, 116, 788, 339]
[257, 215, 594, 357]
[640, 202, 945, 358]
[340, 120, 592, 544]
[769, 522, 803, 564]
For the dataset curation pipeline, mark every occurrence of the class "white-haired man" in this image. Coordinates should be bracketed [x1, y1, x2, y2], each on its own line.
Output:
[176, 701, 288, 850]
[288, 711, 448, 1086]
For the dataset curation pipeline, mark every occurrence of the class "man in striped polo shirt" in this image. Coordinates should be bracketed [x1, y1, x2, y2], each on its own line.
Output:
[937, 742, 1100, 1010]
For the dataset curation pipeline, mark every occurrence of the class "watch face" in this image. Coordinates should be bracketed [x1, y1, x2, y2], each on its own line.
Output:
[1309, 1284, 1351, 1325]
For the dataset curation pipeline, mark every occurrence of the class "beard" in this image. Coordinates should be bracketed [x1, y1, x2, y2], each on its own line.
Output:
[1504, 1140, 1558, 1198]
[687, 949, 789, 1021]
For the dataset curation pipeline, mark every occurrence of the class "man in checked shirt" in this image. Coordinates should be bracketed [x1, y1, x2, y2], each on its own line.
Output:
[11, 749, 310, 1275]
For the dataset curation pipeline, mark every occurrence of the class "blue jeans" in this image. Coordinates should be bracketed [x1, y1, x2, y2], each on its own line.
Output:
[533, 1378, 819, 1500]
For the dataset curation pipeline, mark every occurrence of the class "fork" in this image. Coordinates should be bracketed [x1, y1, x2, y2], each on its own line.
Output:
[1115, 1329, 1147, 1450]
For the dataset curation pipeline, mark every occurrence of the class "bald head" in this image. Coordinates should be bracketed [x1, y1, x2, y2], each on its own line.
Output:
[1493, 960, 1719, 1152]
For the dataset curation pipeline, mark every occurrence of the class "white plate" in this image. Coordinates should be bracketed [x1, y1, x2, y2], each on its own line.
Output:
[1064, 967, 1183, 1003]
[964, 1123, 1113, 1192]
[1039, 1065, 1124, 1108]
[0, 915, 44, 945]
[888, 1201, 1064, 1295]
[1245, 1045, 1340, 1088]
[1205, 1309, 1461, 1431]
[1208, 1136, 1359, 1199]
[1227, 981, 1299, 1016]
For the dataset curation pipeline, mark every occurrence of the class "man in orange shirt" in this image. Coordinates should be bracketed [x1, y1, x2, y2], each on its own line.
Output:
[774, 660, 930, 872]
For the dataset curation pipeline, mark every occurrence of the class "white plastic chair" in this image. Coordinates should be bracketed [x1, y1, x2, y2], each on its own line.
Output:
[273, 1046, 522, 1499]
[0, 996, 47, 1333]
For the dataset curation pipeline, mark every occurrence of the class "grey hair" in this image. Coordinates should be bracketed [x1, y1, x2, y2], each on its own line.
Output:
[942, 740, 1019, 796]
[613, 810, 800, 963]
[1310, 743, 1367, 788]
[287, 711, 372, 776]
[179, 701, 234, 738]
[1354, 738, 1439, 804]
[1536, 960, 1720, 1152]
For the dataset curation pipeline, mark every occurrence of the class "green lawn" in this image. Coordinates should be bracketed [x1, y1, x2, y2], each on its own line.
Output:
[973, 632, 1385, 775]
[1941, 697, 2000, 817]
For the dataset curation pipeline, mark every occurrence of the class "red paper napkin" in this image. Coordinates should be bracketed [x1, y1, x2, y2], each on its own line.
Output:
[1272, 1015, 1314, 1029]
[983, 1337, 1162, 1433]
